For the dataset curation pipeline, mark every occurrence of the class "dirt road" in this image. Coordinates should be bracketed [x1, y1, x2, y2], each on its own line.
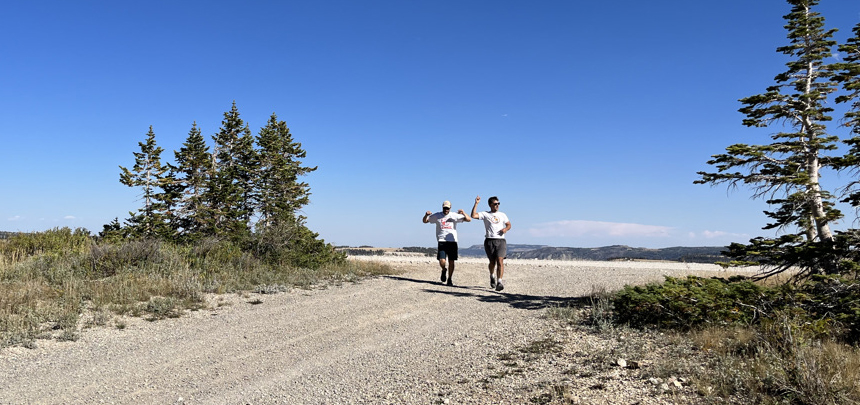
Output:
[0, 258, 743, 404]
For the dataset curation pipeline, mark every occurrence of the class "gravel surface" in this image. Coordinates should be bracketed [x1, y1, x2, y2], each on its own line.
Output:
[0, 257, 754, 404]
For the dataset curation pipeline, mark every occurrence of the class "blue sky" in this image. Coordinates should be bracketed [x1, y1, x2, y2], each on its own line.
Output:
[3, 1, 860, 249]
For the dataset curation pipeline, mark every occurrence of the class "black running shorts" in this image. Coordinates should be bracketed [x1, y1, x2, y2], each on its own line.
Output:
[437, 241, 458, 260]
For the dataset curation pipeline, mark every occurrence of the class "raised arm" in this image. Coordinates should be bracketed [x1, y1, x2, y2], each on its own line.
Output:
[471, 196, 481, 219]
[422, 211, 432, 223]
[458, 209, 471, 222]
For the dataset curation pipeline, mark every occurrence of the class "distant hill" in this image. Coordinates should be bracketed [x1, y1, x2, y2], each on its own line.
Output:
[459, 244, 726, 263]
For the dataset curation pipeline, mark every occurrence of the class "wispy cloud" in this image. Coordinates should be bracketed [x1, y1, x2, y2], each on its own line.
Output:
[527, 220, 672, 238]
[7, 215, 22, 221]
[690, 230, 749, 239]
[63, 215, 76, 220]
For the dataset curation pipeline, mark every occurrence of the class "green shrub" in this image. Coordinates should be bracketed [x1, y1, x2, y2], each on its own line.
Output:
[83, 239, 184, 278]
[775, 275, 860, 344]
[613, 274, 860, 347]
[250, 221, 345, 269]
[142, 296, 181, 321]
[1, 227, 92, 257]
[613, 275, 771, 330]
[185, 238, 246, 270]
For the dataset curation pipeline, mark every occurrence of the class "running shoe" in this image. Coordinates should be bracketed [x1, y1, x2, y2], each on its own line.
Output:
[446, 279, 453, 287]
[490, 275, 497, 289]
[441, 268, 447, 283]
[495, 280, 504, 291]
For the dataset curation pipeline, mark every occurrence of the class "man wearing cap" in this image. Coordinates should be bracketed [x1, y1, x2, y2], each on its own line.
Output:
[423, 201, 470, 286]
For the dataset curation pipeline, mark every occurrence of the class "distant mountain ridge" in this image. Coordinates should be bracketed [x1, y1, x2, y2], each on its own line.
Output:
[459, 244, 726, 263]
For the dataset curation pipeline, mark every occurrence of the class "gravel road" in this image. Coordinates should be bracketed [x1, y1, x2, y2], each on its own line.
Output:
[0, 257, 752, 404]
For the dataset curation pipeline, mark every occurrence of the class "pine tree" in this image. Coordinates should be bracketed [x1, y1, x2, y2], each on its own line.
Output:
[255, 113, 318, 227]
[696, 0, 843, 276]
[157, 165, 182, 240]
[173, 122, 212, 239]
[234, 123, 259, 224]
[205, 102, 255, 239]
[119, 126, 170, 238]
[834, 22, 860, 207]
[98, 217, 125, 242]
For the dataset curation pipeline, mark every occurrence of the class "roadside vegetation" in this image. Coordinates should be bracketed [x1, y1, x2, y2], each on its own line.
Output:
[536, 274, 860, 404]
[0, 228, 395, 349]
[533, 2, 860, 403]
[0, 102, 400, 349]
[5, 2, 860, 404]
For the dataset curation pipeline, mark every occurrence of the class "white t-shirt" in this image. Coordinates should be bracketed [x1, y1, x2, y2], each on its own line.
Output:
[428, 212, 467, 242]
[478, 211, 509, 239]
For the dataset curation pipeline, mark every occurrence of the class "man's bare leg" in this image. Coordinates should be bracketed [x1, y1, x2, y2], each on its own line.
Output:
[495, 257, 506, 291]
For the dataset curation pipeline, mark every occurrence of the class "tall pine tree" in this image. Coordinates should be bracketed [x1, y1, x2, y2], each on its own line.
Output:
[172, 121, 212, 239]
[255, 113, 317, 227]
[234, 122, 259, 224]
[157, 165, 182, 240]
[696, 0, 843, 276]
[119, 126, 171, 238]
[205, 102, 256, 239]
[833, 23, 860, 204]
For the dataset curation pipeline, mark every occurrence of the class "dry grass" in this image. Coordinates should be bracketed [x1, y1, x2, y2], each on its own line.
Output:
[542, 277, 860, 405]
[687, 324, 860, 404]
[0, 238, 399, 349]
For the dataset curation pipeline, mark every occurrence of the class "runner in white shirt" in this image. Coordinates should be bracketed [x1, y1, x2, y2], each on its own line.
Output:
[471, 195, 512, 291]
[422, 200, 470, 286]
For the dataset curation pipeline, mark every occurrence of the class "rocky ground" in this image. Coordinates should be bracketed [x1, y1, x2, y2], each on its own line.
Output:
[0, 257, 754, 404]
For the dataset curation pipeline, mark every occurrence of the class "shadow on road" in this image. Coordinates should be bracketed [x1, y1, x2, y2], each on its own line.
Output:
[383, 275, 589, 311]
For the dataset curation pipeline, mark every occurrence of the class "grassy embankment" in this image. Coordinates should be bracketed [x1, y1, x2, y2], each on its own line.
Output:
[537, 279, 860, 405]
[0, 228, 397, 348]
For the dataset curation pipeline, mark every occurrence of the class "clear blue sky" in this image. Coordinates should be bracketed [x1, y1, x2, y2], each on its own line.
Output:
[3, 1, 860, 249]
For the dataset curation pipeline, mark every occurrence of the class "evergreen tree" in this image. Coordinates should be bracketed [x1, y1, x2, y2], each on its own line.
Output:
[205, 102, 255, 239]
[98, 217, 125, 242]
[112, 105, 343, 268]
[234, 123, 259, 224]
[696, 0, 843, 276]
[834, 22, 860, 207]
[829, 21, 860, 274]
[119, 126, 171, 238]
[172, 122, 212, 239]
[255, 113, 317, 227]
[158, 165, 183, 240]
